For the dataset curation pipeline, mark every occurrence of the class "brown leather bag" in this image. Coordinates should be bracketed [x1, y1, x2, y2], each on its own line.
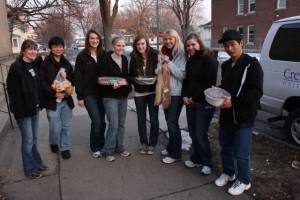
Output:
[154, 67, 163, 106]
[161, 65, 171, 109]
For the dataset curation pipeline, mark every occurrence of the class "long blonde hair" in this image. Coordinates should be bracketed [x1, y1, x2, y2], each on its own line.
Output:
[163, 29, 184, 57]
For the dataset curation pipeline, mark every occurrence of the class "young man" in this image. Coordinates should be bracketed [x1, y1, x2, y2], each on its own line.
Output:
[39, 36, 74, 159]
[215, 30, 263, 195]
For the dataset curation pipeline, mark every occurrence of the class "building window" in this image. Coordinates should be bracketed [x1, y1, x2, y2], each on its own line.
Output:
[249, 0, 255, 12]
[277, 0, 286, 9]
[248, 25, 255, 43]
[13, 39, 18, 48]
[237, 26, 244, 36]
[237, 0, 244, 14]
[223, 27, 228, 33]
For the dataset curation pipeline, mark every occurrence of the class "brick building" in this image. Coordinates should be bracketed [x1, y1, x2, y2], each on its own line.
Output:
[0, 1, 12, 58]
[211, 0, 300, 52]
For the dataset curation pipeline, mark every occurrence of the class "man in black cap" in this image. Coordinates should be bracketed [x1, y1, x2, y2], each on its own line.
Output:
[214, 29, 263, 195]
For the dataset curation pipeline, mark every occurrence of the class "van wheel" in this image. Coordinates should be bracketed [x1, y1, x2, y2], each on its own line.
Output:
[285, 109, 300, 147]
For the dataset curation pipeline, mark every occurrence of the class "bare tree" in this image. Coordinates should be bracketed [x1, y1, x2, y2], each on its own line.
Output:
[98, 0, 119, 50]
[163, 0, 203, 41]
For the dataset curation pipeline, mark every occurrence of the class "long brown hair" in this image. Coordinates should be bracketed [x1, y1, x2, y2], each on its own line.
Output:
[18, 39, 37, 59]
[184, 33, 213, 57]
[132, 35, 151, 61]
[85, 29, 103, 57]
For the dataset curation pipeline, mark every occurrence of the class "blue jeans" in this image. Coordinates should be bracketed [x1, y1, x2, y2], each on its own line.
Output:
[84, 95, 106, 152]
[101, 98, 127, 156]
[219, 126, 253, 184]
[17, 108, 44, 176]
[46, 100, 73, 151]
[164, 96, 183, 160]
[186, 106, 215, 168]
[134, 94, 159, 147]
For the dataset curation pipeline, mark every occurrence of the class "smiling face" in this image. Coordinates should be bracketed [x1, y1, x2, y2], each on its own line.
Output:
[136, 38, 147, 56]
[223, 39, 243, 62]
[185, 38, 200, 56]
[89, 32, 100, 49]
[22, 46, 38, 62]
[113, 38, 125, 56]
[163, 35, 176, 49]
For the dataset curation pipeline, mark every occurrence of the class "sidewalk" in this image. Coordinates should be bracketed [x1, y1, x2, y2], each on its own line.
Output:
[0, 98, 252, 200]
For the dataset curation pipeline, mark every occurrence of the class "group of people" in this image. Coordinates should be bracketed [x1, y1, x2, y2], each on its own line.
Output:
[6, 28, 263, 196]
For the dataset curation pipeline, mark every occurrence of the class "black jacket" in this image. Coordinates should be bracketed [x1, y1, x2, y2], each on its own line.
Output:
[182, 50, 218, 104]
[129, 47, 158, 93]
[39, 53, 75, 111]
[7, 59, 41, 119]
[74, 49, 105, 100]
[98, 52, 132, 99]
[219, 53, 263, 130]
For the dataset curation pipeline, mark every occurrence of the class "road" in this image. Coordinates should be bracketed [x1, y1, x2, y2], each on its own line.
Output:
[64, 48, 294, 148]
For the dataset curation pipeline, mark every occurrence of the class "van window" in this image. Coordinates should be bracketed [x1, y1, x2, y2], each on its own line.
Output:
[269, 23, 300, 62]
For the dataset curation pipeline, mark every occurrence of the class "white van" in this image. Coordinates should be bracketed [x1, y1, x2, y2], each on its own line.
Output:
[260, 16, 300, 146]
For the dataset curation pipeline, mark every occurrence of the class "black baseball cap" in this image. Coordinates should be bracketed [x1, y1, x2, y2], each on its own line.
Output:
[218, 29, 243, 44]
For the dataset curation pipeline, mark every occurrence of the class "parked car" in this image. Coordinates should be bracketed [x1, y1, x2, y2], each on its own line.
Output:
[260, 16, 300, 146]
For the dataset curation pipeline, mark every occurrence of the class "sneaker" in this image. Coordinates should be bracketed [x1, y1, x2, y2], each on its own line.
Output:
[29, 171, 43, 179]
[184, 160, 201, 168]
[105, 155, 115, 162]
[92, 151, 102, 158]
[162, 156, 181, 164]
[215, 173, 236, 187]
[160, 149, 169, 156]
[201, 166, 212, 175]
[120, 150, 130, 157]
[37, 166, 49, 172]
[146, 146, 155, 155]
[228, 180, 251, 195]
[61, 150, 71, 159]
[139, 145, 147, 155]
[50, 144, 58, 153]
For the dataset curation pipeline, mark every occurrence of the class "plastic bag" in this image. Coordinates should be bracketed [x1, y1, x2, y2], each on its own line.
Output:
[51, 68, 73, 102]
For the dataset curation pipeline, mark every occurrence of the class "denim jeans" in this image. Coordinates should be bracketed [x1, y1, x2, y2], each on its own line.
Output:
[84, 95, 106, 152]
[46, 100, 73, 151]
[17, 108, 44, 176]
[134, 94, 159, 147]
[186, 106, 215, 168]
[219, 126, 253, 184]
[101, 98, 127, 156]
[164, 96, 183, 160]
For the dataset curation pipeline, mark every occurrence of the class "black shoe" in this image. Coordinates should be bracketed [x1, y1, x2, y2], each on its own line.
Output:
[61, 150, 71, 159]
[28, 171, 43, 179]
[50, 144, 59, 153]
[37, 166, 49, 172]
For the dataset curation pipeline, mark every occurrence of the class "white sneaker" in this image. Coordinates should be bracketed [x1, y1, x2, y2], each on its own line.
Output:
[184, 160, 201, 168]
[201, 166, 211, 175]
[105, 156, 115, 162]
[160, 150, 169, 156]
[139, 145, 147, 155]
[120, 150, 130, 157]
[92, 151, 102, 158]
[215, 173, 236, 187]
[162, 156, 180, 164]
[228, 180, 251, 195]
[146, 146, 155, 155]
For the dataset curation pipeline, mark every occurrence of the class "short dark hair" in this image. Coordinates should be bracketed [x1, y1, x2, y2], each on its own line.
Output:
[48, 36, 65, 49]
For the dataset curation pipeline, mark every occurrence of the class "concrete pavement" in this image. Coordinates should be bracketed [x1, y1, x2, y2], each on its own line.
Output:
[0, 97, 253, 200]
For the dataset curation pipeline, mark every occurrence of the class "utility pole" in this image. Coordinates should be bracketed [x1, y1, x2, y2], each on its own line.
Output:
[156, 0, 159, 50]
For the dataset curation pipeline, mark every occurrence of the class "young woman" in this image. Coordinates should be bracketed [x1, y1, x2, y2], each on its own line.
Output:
[157, 29, 187, 164]
[39, 36, 74, 159]
[74, 29, 106, 158]
[7, 39, 47, 178]
[129, 35, 159, 155]
[182, 33, 218, 174]
[98, 36, 132, 162]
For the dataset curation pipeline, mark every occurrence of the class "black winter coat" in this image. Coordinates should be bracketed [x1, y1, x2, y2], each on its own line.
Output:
[39, 53, 75, 111]
[74, 49, 105, 100]
[129, 47, 158, 93]
[7, 59, 41, 119]
[182, 50, 218, 104]
[219, 53, 264, 130]
[98, 52, 132, 99]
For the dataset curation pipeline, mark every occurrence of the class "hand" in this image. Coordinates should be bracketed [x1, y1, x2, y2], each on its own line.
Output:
[78, 100, 84, 108]
[55, 92, 65, 99]
[113, 83, 120, 89]
[219, 96, 232, 109]
[60, 71, 66, 79]
[183, 97, 192, 105]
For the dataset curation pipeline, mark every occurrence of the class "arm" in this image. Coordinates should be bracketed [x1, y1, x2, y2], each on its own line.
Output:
[167, 52, 186, 81]
[39, 60, 56, 98]
[74, 54, 84, 100]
